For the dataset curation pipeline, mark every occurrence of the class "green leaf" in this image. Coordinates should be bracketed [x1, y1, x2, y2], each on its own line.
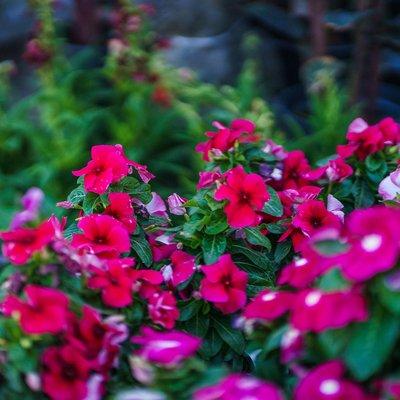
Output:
[274, 240, 292, 263]
[205, 218, 228, 235]
[375, 276, 400, 315]
[230, 244, 275, 272]
[352, 178, 375, 208]
[262, 187, 283, 217]
[344, 306, 400, 380]
[184, 314, 209, 337]
[313, 239, 348, 256]
[318, 328, 350, 358]
[244, 228, 272, 251]
[199, 329, 223, 358]
[178, 300, 203, 322]
[365, 153, 384, 172]
[82, 192, 100, 214]
[63, 223, 80, 240]
[213, 317, 245, 354]
[67, 186, 85, 205]
[131, 236, 153, 267]
[202, 234, 227, 264]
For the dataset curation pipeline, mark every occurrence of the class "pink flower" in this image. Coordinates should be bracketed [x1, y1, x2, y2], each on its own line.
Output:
[0, 220, 55, 265]
[194, 374, 283, 400]
[338, 206, 400, 281]
[164, 250, 196, 287]
[263, 139, 287, 160]
[104, 193, 137, 233]
[281, 328, 304, 363]
[131, 326, 201, 367]
[305, 158, 353, 183]
[292, 200, 342, 237]
[291, 289, 368, 333]
[42, 345, 91, 400]
[196, 119, 257, 161]
[379, 167, 400, 201]
[132, 269, 163, 299]
[337, 117, 400, 160]
[1, 285, 69, 335]
[200, 254, 248, 314]
[280, 150, 313, 190]
[215, 166, 269, 228]
[87, 258, 136, 308]
[197, 170, 222, 189]
[71, 214, 130, 258]
[295, 361, 367, 400]
[10, 187, 44, 229]
[145, 192, 168, 217]
[72, 145, 132, 194]
[149, 234, 177, 262]
[148, 291, 179, 329]
[244, 289, 294, 321]
[167, 193, 187, 215]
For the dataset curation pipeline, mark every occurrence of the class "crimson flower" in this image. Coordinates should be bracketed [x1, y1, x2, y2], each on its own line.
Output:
[72, 145, 132, 194]
[148, 291, 179, 329]
[279, 150, 313, 190]
[164, 250, 196, 287]
[200, 254, 248, 314]
[87, 258, 136, 308]
[42, 345, 91, 400]
[71, 214, 130, 258]
[132, 269, 163, 299]
[104, 192, 137, 233]
[295, 361, 367, 400]
[196, 119, 257, 161]
[132, 326, 201, 367]
[291, 289, 367, 333]
[0, 220, 55, 265]
[215, 166, 269, 228]
[1, 285, 69, 335]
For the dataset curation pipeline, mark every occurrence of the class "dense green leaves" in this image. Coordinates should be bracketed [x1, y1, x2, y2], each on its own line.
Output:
[262, 187, 283, 217]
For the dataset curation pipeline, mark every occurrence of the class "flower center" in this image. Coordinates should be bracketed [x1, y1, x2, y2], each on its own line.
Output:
[95, 236, 106, 244]
[319, 379, 340, 395]
[62, 363, 78, 381]
[361, 234, 382, 252]
[304, 291, 321, 307]
[261, 292, 276, 302]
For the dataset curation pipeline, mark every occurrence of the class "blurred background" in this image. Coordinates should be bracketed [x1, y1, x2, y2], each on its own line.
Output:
[0, 0, 399, 225]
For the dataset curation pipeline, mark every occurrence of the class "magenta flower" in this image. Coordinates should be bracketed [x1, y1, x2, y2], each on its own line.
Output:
[200, 254, 248, 314]
[291, 289, 368, 333]
[196, 119, 257, 161]
[164, 250, 196, 287]
[131, 326, 201, 367]
[244, 289, 294, 321]
[280, 150, 313, 190]
[42, 345, 91, 400]
[305, 157, 353, 183]
[295, 361, 367, 400]
[338, 206, 400, 282]
[104, 193, 137, 233]
[10, 187, 44, 229]
[71, 214, 130, 258]
[194, 374, 283, 400]
[197, 170, 222, 189]
[132, 269, 163, 299]
[72, 145, 132, 194]
[1, 285, 69, 335]
[148, 291, 179, 329]
[215, 166, 269, 228]
[281, 328, 304, 363]
[87, 258, 137, 308]
[0, 219, 55, 265]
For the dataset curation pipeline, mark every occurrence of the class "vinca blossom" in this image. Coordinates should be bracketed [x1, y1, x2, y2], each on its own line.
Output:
[131, 327, 201, 367]
[200, 254, 248, 314]
[215, 165, 269, 228]
[104, 193, 137, 233]
[148, 291, 179, 329]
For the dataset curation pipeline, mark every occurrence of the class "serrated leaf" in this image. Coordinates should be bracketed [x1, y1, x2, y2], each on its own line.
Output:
[131, 236, 153, 267]
[244, 228, 271, 251]
[262, 187, 283, 217]
[202, 234, 227, 264]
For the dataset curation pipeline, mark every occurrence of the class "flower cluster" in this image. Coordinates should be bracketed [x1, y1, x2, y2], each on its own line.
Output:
[1, 116, 400, 399]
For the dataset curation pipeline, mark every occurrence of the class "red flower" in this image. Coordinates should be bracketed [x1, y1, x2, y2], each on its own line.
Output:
[244, 289, 294, 321]
[295, 361, 367, 400]
[71, 214, 130, 258]
[87, 258, 136, 308]
[196, 119, 257, 161]
[305, 157, 353, 183]
[1, 285, 69, 335]
[104, 193, 137, 233]
[42, 345, 91, 400]
[132, 269, 163, 299]
[72, 145, 132, 194]
[149, 234, 177, 262]
[215, 166, 269, 228]
[0, 220, 55, 265]
[280, 150, 313, 190]
[148, 291, 179, 329]
[200, 254, 248, 314]
[292, 200, 341, 237]
[291, 289, 368, 333]
[164, 250, 196, 287]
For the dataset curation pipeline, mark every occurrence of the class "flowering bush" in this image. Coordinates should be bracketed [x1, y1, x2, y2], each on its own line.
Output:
[1, 115, 400, 399]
